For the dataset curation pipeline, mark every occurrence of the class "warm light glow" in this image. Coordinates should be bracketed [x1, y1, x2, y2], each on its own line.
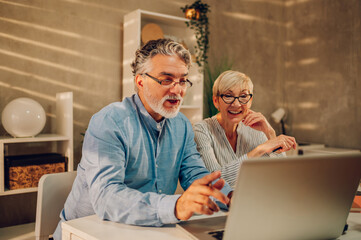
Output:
[298, 58, 319, 65]
[0, 81, 54, 101]
[73, 119, 88, 128]
[124, 39, 136, 48]
[223, 11, 293, 28]
[63, 0, 127, 14]
[0, 16, 79, 38]
[0, 17, 116, 47]
[0, 0, 123, 29]
[0, 49, 113, 82]
[293, 123, 318, 130]
[232, 0, 311, 7]
[185, 9, 200, 20]
[0, 80, 93, 113]
[0, 66, 89, 94]
[298, 82, 317, 88]
[124, 18, 136, 28]
[285, 0, 312, 7]
[284, 61, 293, 68]
[0, 32, 119, 67]
[284, 41, 294, 47]
[298, 37, 318, 45]
[297, 102, 319, 109]
[283, 37, 318, 48]
[0, 32, 79, 55]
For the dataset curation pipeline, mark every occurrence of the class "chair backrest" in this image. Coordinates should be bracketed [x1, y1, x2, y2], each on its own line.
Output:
[35, 171, 77, 240]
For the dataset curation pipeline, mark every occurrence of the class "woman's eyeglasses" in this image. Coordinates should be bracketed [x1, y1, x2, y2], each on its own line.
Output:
[219, 94, 253, 104]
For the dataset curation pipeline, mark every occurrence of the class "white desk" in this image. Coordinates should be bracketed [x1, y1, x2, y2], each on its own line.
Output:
[62, 212, 361, 240]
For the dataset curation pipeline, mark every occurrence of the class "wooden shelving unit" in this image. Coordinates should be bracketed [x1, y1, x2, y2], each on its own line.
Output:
[0, 92, 73, 196]
[122, 9, 204, 123]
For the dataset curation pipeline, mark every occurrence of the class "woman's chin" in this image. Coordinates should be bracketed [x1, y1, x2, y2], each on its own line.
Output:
[226, 116, 244, 124]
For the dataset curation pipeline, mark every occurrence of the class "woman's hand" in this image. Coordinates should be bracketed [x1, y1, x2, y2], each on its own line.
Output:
[247, 135, 297, 158]
[242, 110, 276, 139]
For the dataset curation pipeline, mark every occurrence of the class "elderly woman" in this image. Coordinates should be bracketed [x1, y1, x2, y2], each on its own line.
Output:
[194, 70, 297, 188]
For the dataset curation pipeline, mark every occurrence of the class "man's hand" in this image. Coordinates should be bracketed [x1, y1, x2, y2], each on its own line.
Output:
[175, 171, 229, 221]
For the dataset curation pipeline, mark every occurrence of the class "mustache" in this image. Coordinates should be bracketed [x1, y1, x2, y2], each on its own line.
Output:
[165, 95, 182, 101]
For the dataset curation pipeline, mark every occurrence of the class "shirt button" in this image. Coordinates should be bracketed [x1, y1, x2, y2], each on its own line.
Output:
[156, 164, 158, 168]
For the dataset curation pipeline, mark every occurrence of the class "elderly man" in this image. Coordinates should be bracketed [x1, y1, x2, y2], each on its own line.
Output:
[53, 39, 232, 240]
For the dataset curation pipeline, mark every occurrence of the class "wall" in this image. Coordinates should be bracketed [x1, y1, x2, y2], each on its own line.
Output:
[0, 0, 360, 227]
[284, 0, 361, 148]
[0, 0, 194, 170]
[209, 0, 361, 149]
[0, 0, 195, 227]
[208, 0, 286, 122]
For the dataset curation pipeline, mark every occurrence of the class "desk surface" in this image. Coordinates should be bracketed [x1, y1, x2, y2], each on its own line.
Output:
[62, 212, 361, 240]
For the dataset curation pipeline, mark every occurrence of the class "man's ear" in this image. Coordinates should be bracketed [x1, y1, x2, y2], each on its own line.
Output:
[135, 74, 144, 89]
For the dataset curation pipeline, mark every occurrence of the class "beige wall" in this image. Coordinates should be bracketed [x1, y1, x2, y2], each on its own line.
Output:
[0, 0, 195, 168]
[209, 0, 361, 149]
[0, 0, 194, 227]
[0, 0, 360, 227]
[284, 0, 361, 149]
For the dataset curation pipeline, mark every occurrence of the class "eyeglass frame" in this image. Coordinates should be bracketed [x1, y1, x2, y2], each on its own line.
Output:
[218, 93, 253, 105]
[144, 73, 193, 88]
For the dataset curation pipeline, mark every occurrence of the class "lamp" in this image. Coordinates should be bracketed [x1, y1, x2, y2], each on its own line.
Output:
[1, 98, 46, 137]
[271, 107, 286, 135]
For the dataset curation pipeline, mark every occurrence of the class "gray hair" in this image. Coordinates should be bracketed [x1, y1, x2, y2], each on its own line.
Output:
[212, 70, 254, 97]
[131, 38, 191, 77]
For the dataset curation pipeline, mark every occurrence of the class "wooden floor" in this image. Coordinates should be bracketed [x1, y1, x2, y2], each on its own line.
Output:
[0, 222, 35, 240]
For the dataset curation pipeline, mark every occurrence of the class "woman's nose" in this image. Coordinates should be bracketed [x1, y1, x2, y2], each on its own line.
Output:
[231, 99, 242, 106]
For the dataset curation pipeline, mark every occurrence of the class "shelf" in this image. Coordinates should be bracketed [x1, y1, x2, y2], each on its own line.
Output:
[0, 92, 74, 195]
[0, 187, 38, 196]
[0, 134, 70, 144]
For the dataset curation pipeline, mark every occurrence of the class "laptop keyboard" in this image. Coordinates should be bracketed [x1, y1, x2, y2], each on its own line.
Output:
[208, 230, 224, 240]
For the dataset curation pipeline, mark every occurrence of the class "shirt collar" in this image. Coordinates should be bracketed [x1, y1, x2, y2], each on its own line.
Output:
[134, 94, 165, 131]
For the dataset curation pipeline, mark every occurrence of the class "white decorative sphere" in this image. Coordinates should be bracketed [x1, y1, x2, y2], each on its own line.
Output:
[1, 98, 46, 137]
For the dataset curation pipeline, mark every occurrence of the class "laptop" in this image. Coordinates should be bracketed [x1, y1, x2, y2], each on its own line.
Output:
[177, 153, 361, 240]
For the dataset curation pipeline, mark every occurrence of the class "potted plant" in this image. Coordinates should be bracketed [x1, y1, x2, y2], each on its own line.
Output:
[181, 0, 210, 68]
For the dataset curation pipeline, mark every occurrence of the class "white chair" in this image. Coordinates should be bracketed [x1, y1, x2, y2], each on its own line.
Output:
[35, 171, 77, 240]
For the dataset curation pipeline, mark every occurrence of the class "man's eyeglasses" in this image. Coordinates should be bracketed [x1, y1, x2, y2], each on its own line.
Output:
[219, 94, 253, 105]
[144, 73, 193, 88]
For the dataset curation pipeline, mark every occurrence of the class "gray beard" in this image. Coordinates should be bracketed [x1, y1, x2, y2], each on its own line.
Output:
[143, 84, 183, 119]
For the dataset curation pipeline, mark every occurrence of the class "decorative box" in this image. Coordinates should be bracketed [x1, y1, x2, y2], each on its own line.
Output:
[5, 153, 67, 190]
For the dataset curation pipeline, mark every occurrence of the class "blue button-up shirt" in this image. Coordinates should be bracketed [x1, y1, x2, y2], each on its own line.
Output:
[53, 94, 231, 240]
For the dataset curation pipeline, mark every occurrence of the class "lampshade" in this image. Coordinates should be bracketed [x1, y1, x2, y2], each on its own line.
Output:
[271, 108, 286, 124]
[1, 98, 46, 137]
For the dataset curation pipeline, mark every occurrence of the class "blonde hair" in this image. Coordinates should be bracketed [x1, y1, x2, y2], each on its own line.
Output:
[212, 70, 253, 97]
